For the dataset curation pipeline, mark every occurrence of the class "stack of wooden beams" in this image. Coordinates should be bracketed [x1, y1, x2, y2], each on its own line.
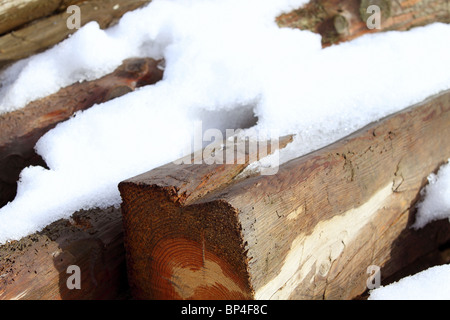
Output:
[0, 0, 449, 300]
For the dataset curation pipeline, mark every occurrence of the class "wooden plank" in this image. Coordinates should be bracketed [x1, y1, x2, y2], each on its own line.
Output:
[0, 0, 151, 68]
[119, 89, 450, 300]
[0, 57, 163, 208]
[0, 0, 84, 35]
[0, 206, 127, 300]
[276, 0, 450, 46]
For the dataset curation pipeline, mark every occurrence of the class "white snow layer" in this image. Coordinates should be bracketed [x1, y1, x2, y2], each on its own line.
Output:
[414, 160, 450, 229]
[369, 264, 450, 300]
[0, 0, 450, 244]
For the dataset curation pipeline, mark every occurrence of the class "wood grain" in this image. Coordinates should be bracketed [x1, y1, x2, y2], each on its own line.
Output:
[119, 136, 294, 300]
[119, 89, 450, 300]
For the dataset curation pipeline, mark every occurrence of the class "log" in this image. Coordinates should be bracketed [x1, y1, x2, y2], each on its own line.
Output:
[119, 89, 450, 300]
[0, 0, 151, 68]
[0, 0, 84, 35]
[277, 0, 450, 46]
[0, 57, 163, 208]
[0, 206, 128, 300]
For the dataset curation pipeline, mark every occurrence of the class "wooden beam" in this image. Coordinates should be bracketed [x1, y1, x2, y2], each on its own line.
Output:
[0, 0, 151, 68]
[119, 89, 450, 300]
[0, 206, 127, 300]
[0, 57, 163, 208]
[276, 0, 450, 46]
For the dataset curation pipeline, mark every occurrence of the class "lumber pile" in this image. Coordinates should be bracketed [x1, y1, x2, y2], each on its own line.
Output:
[0, 0, 449, 300]
[119, 89, 450, 300]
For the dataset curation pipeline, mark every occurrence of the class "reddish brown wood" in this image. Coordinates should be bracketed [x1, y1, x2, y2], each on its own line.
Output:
[0, 57, 163, 208]
[119, 136, 293, 300]
[277, 0, 450, 46]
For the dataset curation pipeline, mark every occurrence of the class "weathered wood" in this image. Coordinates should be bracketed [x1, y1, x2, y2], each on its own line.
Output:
[0, 0, 84, 36]
[0, 0, 151, 68]
[277, 0, 450, 46]
[0, 206, 128, 300]
[0, 57, 163, 208]
[119, 89, 450, 300]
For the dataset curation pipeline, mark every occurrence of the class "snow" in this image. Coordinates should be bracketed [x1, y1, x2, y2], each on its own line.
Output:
[369, 264, 450, 300]
[413, 160, 450, 229]
[0, 0, 450, 245]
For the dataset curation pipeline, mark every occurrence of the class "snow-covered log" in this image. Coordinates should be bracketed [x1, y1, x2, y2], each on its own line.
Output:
[119, 89, 450, 300]
[0, 57, 163, 208]
[277, 0, 450, 46]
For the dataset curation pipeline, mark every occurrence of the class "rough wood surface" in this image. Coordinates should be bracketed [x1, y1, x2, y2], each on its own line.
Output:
[0, 57, 163, 208]
[0, 0, 151, 68]
[119, 136, 294, 299]
[0, 0, 84, 35]
[119, 89, 450, 300]
[0, 206, 128, 300]
[277, 0, 450, 46]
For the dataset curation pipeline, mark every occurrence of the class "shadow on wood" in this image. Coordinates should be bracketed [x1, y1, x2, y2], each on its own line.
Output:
[0, 207, 128, 300]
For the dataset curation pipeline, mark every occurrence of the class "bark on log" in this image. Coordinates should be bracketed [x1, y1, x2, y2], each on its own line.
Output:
[0, 0, 84, 36]
[0, 57, 163, 208]
[119, 89, 450, 300]
[0, 206, 127, 300]
[0, 0, 151, 68]
[277, 0, 450, 46]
